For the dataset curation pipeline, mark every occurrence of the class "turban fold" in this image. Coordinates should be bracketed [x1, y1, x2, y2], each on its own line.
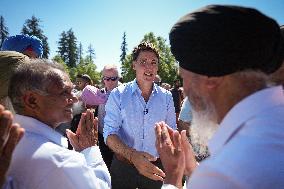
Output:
[170, 5, 284, 76]
[1, 34, 43, 58]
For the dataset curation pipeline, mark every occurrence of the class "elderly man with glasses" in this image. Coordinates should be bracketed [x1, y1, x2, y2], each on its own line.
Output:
[97, 64, 120, 170]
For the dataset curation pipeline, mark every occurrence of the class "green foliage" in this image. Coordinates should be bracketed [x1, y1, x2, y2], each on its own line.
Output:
[78, 42, 83, 63]
[52, 55, 69, 73]
[75, 57, 101, 85]
[121, 32, 178, 84]
[86, 44, 95, 63]
[121, 54, 135, 82]
[120, 32, 127, 63]
[57, 29, 78, 68]
[0, 15, 9, 48]
[21, 15, 50, 58]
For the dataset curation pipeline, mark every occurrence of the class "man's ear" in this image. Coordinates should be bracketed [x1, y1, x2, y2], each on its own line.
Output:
[205, 76, 224, 90]
[132, 61, 136, 71]
[22, 91, 40, 110]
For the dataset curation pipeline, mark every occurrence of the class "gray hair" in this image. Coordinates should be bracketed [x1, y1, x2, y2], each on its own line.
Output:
[8, 59, 66, 113]
[102, 64, 121, 77]
[231, 70, 270, 88]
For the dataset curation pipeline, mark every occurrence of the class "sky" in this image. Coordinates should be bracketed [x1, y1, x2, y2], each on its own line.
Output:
[1, 0, 284, 72]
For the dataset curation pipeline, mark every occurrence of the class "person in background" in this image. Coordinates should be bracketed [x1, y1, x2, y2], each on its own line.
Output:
[161, 83, 171, 90]
[170, 79, 183, 123]
[7, 59, 110, 189]
[156, 5, 284, 189]
[1, 34, 43, 58]
[0, 51, 30, 112]
[104, 42, 176, 189]
[97, 64, 120, 170]
[154, 74, 162, 86]
[73, 74, 93, 116]
[64, 74, 93, 147]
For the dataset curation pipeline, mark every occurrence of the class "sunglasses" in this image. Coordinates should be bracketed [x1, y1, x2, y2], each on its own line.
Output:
[103, 76, 118, 81]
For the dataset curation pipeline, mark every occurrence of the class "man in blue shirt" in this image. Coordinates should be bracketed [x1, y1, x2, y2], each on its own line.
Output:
[103, 42, 176, 189]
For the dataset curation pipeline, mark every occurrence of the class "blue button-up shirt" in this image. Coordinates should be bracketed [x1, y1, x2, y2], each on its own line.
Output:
[103, 79, 176, 157]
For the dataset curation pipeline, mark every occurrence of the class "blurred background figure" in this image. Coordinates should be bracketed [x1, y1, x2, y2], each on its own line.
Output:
[60, 73, 93, 148]
[170, 79, 183, 123]
[154, 74, 161, 86]
[0, 51, 30, 112]
[1, 34, 43, 58]
[161, 82, 171, 90]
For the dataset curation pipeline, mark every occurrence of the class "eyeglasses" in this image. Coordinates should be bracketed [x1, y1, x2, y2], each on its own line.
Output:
[103, 76, 118, 81]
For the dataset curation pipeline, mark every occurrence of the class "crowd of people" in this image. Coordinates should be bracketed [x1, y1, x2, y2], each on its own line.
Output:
[0, 4, 284, 189]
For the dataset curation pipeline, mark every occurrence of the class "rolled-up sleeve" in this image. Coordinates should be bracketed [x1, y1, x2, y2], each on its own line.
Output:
[103, 89, 122, 143]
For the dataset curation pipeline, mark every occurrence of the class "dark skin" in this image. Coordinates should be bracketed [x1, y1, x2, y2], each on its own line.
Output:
[0, 105, 24, 187]
[155, 121, 197, 188]
[66, 109, 98, 152]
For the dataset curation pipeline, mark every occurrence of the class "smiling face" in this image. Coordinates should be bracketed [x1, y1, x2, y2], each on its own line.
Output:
[133, 50, 159, 85]
[102, 68, 119, 91]
[34, 70, 78, 128]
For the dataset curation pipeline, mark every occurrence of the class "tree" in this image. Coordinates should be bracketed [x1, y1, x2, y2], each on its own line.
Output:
[0, 15, 9, 48]
[52, 55, 69, 73]
[66, 29, 78, 68]
[120, 32, 127, 64]
[57, 31, 68, 63]
[78, 42, 84, 64]
[57, 29, 78, 68]
[72, 56, 101, 85]
[121, 32, 178, 84]
[21, 15, 50, 58]
[86, 44, 95, 63]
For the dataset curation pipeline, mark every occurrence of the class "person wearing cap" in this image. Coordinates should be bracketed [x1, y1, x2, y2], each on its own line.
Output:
[1, 34, 43, 58]
[72, 74, 93, 116]
[155, 5, 284, 189]
[97, 64, 120, 170]
[103, 42, 176, 189]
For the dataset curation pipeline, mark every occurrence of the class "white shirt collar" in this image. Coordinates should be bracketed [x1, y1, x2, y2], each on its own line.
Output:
[14, 114, 68, 148]
[208, 86, 284, 155]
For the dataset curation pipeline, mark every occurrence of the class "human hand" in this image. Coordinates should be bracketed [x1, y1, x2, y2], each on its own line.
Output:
[155, 121, 184, 188]
[131, 150, 165, 181]
[0, 105, 24, 187]
[66, 109, 98, 152]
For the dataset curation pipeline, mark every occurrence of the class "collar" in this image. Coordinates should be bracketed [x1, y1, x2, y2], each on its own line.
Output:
[130, 79, 159, 95]
[14, 114, 68, 148]
[208, 86, 284, 155]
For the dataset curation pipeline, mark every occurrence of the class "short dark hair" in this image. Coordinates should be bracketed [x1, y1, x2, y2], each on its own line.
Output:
[132, 41, 160, 62]
[77, 74, 92, 85]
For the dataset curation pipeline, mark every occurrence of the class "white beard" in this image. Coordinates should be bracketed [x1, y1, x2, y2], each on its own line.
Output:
[189, 97, 219, 157]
